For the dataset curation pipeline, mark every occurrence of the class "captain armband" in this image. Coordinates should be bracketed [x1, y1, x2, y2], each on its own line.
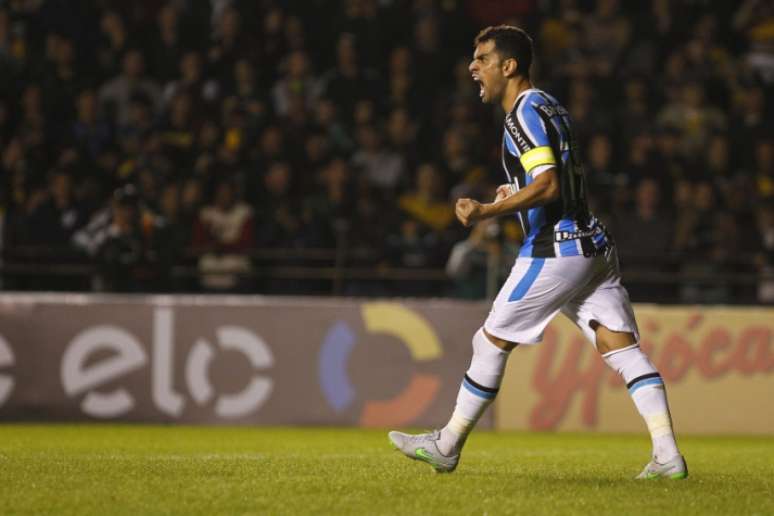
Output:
[520, 146, 556, 174]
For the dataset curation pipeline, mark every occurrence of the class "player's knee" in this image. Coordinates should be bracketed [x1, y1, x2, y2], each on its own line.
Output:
[481, 327, 519, 352]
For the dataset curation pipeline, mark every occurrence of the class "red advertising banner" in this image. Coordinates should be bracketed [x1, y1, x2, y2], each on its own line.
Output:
[497, 306, 774, 434]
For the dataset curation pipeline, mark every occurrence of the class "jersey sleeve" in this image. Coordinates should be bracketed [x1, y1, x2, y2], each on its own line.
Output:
[504, 98, 557, 176]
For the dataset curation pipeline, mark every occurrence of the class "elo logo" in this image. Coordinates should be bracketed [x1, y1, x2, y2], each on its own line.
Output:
[318, 303, 442, 427]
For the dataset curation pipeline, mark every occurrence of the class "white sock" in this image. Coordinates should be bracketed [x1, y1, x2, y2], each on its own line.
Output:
[603, 344, 680, 462]
[438, 328, 510, 456]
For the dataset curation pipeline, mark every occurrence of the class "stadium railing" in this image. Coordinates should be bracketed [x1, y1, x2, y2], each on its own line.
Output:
[1, 245, 770, 304]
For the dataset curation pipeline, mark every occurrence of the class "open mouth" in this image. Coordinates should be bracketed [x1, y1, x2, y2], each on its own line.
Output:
[473, 75, 484, 98]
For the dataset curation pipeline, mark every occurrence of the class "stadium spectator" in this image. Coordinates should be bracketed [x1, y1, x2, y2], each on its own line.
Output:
[227, 58, 271, 128]
[157, 92, 196, 173]
[438, 127, 474, 182]
[193, 179, 254, 291]
[615, 77, 652, 143]
[320, 34, 375, 123]
[399, 163, 454, 233]
[584, 132, 619, 208]
[657, 82, 727, 156]
[728, 85, 769, 167]
[313, 98, 354, 154]
[351, 124, 405, 194]
[257, 6, 287, 79]
[385, 46, 419, 115]
[73, 184, 167, 292]
[623, 132, 671, 200]
[385, 108, 419, 169]
[41, 34, 80, 124]
[148, 3, 186, 84]
[72, 90, 112, 162]
[179, 176, 204, 231]
[208, 6, 252, 83]
[253, 162, 299, 249]
[734, 0, 774, 85]
[162, 51, 219, 113]
[754, 136, 774, 200]
[673, 181, 717, 257]
[301, 157, 355, 249]
[580, 0, 631, 80]
[614, 178, 672, 262]
[156, 181, 190, 289]
[26, 171, 85, 247]
[97, 10, 132, 80]
[272, 50, 321, 117]
[679, 210, 739, 304]
[99, 49, 162, 127]
[652, 125, 692, 183]
[254, 124, 286, 174]
[412, 15, 449, 102]
[395, 174, 450, 275]
[705, 133, 734, 185]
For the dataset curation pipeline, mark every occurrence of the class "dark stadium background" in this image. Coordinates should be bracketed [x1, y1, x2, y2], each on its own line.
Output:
[1, 0, 772, 304]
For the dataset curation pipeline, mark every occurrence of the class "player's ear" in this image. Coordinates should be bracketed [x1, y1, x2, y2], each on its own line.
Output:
[502, 57, 518, 78]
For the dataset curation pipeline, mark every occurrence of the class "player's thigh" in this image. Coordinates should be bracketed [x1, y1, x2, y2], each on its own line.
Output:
[485, 256, 594, 345]
[561, 254, 639, 350]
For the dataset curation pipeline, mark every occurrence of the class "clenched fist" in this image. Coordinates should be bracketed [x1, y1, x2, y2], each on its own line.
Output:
[455, 198, 483, 227]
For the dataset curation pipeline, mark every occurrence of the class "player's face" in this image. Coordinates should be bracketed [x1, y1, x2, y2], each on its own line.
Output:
[469, 40, 506, 104]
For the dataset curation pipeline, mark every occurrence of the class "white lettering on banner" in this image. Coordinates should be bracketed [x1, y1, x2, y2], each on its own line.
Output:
[0, 334, 15, 406]
[153, 307, 185, 416]
[213, 327, 273, 417]
[187, 339, 214, 405]
[61, 309, 275, 419]
[184, 329, 274, 418]
[61, 326, 147, 418]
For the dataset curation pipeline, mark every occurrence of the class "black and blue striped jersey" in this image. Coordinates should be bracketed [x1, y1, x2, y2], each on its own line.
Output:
[502, 88, 611, 258]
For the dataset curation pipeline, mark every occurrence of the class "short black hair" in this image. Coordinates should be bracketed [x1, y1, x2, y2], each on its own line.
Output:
[474, 25, 533, 79]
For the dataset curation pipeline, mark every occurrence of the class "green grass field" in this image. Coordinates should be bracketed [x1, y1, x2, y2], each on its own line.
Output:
[0, 425, 772, 515]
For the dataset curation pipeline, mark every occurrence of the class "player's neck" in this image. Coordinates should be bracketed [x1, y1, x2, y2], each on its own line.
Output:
[501, 77, 534, 112]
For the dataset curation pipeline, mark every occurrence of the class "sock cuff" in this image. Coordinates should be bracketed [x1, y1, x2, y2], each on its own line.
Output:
[603, 344, 659, 385]
[601, 342, 640, 359]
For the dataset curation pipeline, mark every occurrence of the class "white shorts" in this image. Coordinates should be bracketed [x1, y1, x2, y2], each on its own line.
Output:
[484, 247, 639, 347]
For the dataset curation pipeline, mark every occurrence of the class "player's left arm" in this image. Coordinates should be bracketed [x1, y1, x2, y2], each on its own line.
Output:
[455, 169, 559, 227]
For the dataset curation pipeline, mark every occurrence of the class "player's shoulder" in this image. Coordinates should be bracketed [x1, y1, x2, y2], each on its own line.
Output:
[509, 89, 536, 113]
[514, 89, 569, 119]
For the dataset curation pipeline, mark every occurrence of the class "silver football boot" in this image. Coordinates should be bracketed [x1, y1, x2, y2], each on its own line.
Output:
[636, 455, 688, 479]
[388, 430, 460, 473]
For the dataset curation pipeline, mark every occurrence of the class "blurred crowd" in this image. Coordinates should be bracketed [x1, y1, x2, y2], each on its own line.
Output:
[0, 0, 773, 303]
